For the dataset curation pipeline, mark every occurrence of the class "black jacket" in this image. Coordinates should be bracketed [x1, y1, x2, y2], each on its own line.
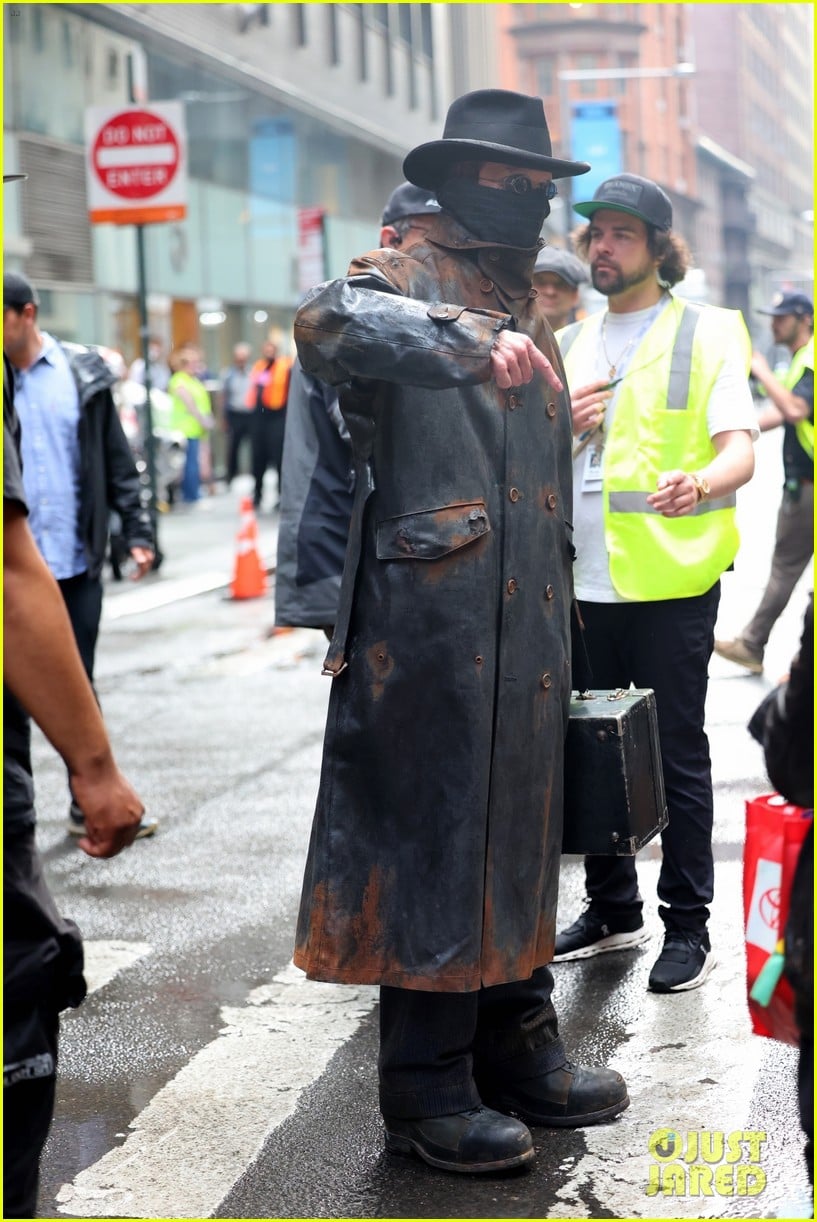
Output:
[274, 358, 354, 630]
[61, 343, 153, 579]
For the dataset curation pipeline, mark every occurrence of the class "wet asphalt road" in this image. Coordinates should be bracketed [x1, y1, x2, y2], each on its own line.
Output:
[33, 441, 813, 1220]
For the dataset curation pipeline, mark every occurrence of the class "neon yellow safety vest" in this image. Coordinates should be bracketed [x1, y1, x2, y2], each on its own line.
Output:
[168, 370, 212, 440]
[782, 338, 814, 461]
[558, 296, 752, 601]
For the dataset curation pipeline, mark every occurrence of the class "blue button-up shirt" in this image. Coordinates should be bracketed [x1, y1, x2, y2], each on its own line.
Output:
[13, 332, 87, 579]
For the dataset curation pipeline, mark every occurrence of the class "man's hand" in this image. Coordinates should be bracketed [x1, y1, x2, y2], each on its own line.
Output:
[647, 470, 699, 517]
[570, 380, 613, 438]
[129, 546, 154, 580]
[490, 330, 563, 392]
[71, 766, 144, 859]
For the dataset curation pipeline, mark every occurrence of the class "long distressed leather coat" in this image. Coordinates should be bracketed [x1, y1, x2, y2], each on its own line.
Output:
[293, 213, 574, 992]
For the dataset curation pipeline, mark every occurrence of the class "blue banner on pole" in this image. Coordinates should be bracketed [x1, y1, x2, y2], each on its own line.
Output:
[569, 101, 622, 217]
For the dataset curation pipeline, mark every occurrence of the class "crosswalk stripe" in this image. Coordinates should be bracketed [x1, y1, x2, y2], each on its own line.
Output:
[55, 962, 377, 1219]
[82, 940, 152, 996]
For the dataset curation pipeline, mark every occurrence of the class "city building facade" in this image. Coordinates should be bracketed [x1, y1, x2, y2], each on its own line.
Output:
[3, 3, 462, 369]
[494, 2, 813, 331]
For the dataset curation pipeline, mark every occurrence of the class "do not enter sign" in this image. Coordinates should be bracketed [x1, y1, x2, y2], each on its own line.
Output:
[85, 102, 187, 225]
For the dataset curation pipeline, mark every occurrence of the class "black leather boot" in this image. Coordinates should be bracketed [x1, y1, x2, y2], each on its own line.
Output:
[479, 1060, 629, 1127]
[383, 1105, 534, 1173]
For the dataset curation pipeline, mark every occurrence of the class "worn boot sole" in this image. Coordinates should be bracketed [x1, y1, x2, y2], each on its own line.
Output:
[491, 1092, 630, 1128]
[384, 1130, 535, 1173]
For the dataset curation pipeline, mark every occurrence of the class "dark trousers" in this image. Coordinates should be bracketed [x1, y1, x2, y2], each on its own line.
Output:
[4, 826, 80, 1219]
[378, 966, 565, 1119]
[59, 571, 103, 810]
[225, 409, 254, 483]
[58, 571, 103, 685]
[252, 408, 287, 505]
[742, 481, 814, 656]
[573, 585, 720, 934]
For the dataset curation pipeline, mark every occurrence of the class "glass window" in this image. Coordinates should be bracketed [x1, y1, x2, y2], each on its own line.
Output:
[292, 6, 306, 47]
[356, 5, 367, 81]
[577, 54, 596, 97]
[536, 58, 554, 97]
[327, 6, 340, 66]
[31, 6, 45, 53]
[61, 18, 74, 68]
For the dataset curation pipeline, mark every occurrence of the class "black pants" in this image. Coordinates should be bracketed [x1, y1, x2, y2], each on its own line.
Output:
[58, 571, 103, 685]
[4, 826, 84, 1219]
[573, 585, 720, 934]
[225, 409, 254, 483]
[252, 408, 287, 505]
[378, 965, 565, 1119]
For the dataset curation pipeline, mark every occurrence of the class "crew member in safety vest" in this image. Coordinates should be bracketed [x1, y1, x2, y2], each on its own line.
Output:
[552, 173, 757, 993]
[715, 292, 814, 675]
[247, 336, 292, 510]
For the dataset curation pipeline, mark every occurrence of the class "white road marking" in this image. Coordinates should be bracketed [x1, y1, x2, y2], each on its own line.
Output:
[55, 963, 377, 1219]
[82, 941, 152, 995]
[102, 572, 240, 620]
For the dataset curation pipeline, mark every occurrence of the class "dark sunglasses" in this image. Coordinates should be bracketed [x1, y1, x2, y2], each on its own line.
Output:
[480, 173, 558, 199]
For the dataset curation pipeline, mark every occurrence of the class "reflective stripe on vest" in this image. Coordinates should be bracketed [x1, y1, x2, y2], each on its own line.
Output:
[559, 296, 747, 601]
[782, 338, 814, 460]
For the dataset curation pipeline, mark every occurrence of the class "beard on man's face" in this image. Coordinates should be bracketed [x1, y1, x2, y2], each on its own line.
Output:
[591, 259, 656, 298]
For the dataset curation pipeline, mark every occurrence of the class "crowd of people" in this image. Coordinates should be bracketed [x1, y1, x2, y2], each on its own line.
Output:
[3, 84, 813, 1213]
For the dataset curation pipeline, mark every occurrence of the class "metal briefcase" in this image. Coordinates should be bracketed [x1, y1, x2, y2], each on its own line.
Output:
[563, 688, 668, 856]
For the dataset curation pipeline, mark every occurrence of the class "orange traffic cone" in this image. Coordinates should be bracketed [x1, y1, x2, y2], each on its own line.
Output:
[230, 497, 268, 600]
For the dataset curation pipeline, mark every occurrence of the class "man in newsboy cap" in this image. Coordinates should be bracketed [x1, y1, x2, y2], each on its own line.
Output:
[533, 246, 589, 331]
[291, 90, 628, 1174]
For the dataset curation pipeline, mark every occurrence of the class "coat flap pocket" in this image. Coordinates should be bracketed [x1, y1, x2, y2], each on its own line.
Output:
[427, 303, 468, 322]
[376, 501, 491, 560]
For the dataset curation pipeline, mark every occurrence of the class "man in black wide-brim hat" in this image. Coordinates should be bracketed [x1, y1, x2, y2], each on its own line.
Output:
[292, 90, 629, 1174]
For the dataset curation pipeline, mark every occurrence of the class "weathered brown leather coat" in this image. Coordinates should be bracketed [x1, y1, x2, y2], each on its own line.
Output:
[293, 213, 574, 991]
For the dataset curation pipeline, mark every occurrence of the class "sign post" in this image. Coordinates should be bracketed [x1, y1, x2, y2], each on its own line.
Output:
[84, 99, 187, 549]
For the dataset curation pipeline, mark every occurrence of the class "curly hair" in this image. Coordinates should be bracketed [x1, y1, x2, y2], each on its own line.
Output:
[573, 221, 692, 288]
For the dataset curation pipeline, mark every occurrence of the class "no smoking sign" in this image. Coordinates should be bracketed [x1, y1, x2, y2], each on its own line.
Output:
[85, 102, 187, 225]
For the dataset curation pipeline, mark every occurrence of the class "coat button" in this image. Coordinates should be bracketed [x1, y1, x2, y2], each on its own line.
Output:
[545, 584, 554, 600]
[488, 252, 499, 263]
[508, 394, 519, 409]
[506, 578, 518, 594]
[546, 401, 557, 418]
[541, 673, 553, 689]
[480, 278, 494, 293]
[509, 487, 520, 503]
[475, 655, 484, 665]
[546, 493, 557, 510]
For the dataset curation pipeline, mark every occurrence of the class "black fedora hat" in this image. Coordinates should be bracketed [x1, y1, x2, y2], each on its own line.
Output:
[403, 89, 591, 190]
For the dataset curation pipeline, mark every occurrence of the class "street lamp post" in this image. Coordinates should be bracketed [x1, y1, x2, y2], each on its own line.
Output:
[556, 63, 695, 237]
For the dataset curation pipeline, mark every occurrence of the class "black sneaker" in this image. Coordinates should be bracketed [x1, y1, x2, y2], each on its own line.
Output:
[67, 803, 159, 840]
[553, 908, 650, 962]
[648, 930, 715, 993]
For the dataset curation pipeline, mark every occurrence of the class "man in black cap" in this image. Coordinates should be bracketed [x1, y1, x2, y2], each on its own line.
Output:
[291, 90, 628, 1174]
[551, 173, 757, 992]
[532, 246, 589, 331]
[715, 291, 814, 673]
[3, 269, 157, 839]
[275, 183, 442, 635]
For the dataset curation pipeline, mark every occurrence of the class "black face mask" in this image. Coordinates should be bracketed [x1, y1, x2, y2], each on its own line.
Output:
[436, 176, 550, 248]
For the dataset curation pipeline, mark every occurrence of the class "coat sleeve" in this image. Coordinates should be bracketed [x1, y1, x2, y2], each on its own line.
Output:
[294, 255, 512, 391]
[102, 391, 155, 550]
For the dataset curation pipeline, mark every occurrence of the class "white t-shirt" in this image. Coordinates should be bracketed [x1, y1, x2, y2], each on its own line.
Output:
[570, 298, 759, 603]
